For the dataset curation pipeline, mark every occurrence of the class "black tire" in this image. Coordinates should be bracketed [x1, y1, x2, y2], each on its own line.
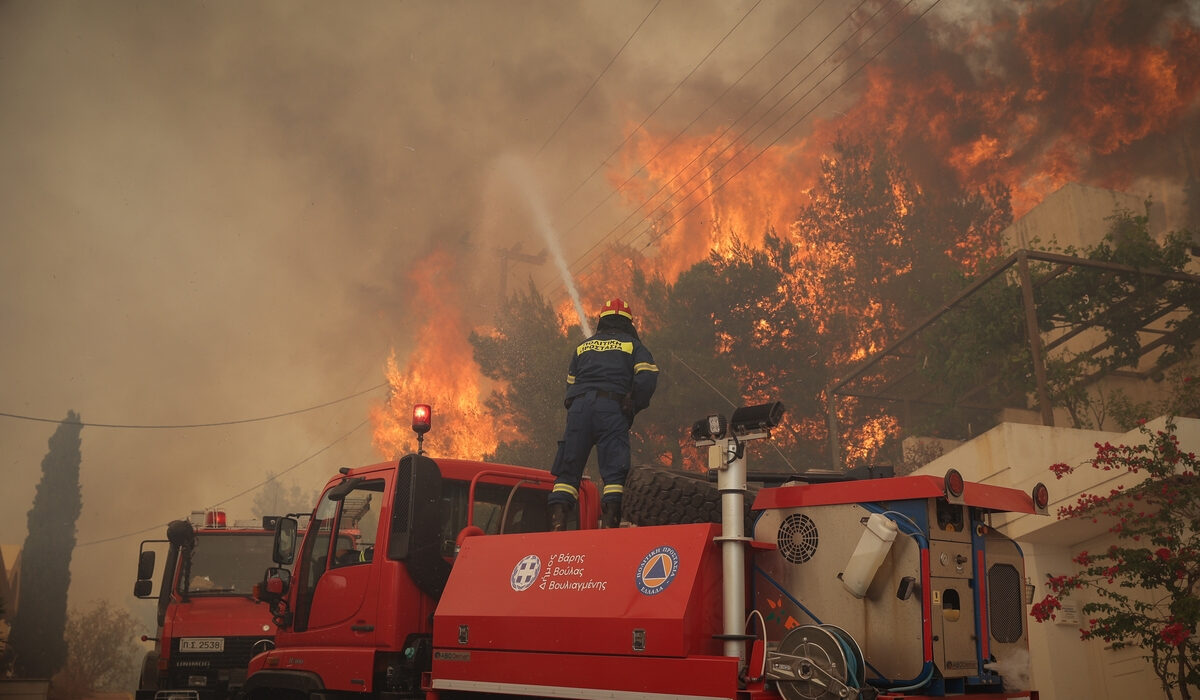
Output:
[624, 467, 759, 531]
[625, 467, 719, 526]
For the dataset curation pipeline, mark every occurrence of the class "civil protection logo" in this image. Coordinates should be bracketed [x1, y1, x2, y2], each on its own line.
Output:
[636, 545, 680, 596]
[511, 554, 541, 592]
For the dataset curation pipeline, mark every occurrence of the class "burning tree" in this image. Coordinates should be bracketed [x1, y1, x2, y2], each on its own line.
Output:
[1031, 417, 1199, 699]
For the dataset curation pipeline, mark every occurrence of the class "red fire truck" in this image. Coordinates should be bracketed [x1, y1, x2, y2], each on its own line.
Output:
[245, 403, 1048, 700]
[133, 510, 299, 700]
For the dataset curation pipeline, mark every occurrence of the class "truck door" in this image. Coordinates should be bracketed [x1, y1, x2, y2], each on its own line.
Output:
[291, 477, 386, 645]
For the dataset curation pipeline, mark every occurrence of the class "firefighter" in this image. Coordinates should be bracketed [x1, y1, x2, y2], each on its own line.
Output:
[548, 298, 658, 530]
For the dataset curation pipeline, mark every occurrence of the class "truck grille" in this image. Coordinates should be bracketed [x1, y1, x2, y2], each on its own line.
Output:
[987, 563, 1023, 643]
[168, 636, 268, 688]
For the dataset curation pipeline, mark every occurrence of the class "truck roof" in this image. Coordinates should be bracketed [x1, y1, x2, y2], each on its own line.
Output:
[339, 457, 562, 485]
[752, 473, 1038, 513]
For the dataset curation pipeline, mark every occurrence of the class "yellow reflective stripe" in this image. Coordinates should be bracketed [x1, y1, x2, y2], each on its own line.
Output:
[577, 339, 635, 355]
[602, 484, 624, 496]
[566, 374, 575, 384]
[634, 362, 659, 373]
[552, 483, 579, 498]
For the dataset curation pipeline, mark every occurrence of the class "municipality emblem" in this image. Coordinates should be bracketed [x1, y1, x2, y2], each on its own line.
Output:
[511, 554, 541, 591]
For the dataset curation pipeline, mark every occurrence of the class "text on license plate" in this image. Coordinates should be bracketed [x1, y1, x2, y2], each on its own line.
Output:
[180, 637, 224, 652]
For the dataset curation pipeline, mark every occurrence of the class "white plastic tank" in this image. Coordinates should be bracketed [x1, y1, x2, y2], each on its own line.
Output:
[841, 512, 899, 598]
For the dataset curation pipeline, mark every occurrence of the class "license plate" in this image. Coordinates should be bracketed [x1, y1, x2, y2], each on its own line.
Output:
[179, 637, 224, 652]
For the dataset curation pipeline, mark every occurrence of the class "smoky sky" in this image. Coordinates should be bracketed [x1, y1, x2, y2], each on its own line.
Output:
[2, 0, 1198, 619]
[0, 0, 831, 614]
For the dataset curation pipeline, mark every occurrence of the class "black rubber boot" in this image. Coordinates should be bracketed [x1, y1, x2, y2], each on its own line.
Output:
[601, 500, 622, 529]
[548, 502, 568, 532]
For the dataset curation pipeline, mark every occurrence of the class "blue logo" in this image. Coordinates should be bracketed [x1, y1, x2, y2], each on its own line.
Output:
[636, 546, 680, 595]
[511, 554, 541, 592]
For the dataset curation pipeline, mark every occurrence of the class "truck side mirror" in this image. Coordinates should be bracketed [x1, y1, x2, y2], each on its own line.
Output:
[133, 548, 156, 598]
[273, 517, 299, 565]
[255, 567, 292, 604]
[136, 549, 156, 581]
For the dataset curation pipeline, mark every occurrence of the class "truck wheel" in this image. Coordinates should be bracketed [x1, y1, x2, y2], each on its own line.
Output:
[624, 467, 758, 530]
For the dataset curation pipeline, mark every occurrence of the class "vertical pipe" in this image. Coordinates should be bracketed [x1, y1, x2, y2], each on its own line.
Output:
[1017, 251, 1054, 426]
[717, 437, 747, 666]
[827, 390, 840, 469]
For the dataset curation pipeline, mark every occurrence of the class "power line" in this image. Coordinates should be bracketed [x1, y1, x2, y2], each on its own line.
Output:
[620, 0, 907, 253]
[552, 0, 768, 209]
[76, 419, 370, 547]
[536, 0, 663, 158]
[540, 0, 837, 295]
[595, 0, 896, 270]
[0, 382, 387, 429]
[559, 0, 924, 294]
[636, 0, 939, 252]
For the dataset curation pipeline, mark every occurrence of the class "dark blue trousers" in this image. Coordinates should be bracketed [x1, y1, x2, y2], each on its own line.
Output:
[548, 392, 630, 506]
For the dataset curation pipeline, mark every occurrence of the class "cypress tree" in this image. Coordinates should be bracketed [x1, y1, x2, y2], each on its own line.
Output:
[8, 411, 83, 679]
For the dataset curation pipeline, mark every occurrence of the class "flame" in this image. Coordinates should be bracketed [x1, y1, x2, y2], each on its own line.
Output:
[373, 2, 1200, 470]
[370, 249, 514, 460]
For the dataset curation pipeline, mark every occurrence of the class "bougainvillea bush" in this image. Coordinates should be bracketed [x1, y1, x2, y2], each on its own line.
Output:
[1031, 418, 1199, 699]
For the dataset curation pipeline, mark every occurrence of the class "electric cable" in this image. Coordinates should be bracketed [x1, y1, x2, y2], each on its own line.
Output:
[76, 419, 370, 547]
[636, 0, 939, 251]
[535, 0, 663, 158]
[0, 382, 387, 429]
[551, 0, 936, 293]
[595, 0, 909, 274]
[589, 0, 885, 271]
[552, 0, 768, 208]
[540, 0, 872, 295]
[540, 0, 837, 294]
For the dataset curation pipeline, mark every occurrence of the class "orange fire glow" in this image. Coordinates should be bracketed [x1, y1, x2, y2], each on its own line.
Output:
[374, 2, 1200, 469]
[370, 249, 514, 460]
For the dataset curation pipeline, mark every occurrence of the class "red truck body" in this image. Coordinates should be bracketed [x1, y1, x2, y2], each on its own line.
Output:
[245, 407, 1046, 700]
[245, 454, 600, 697]
[135, 513, 283, 700]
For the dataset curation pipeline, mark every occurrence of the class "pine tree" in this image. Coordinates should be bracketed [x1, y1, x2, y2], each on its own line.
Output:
[8, 411, 83, 679]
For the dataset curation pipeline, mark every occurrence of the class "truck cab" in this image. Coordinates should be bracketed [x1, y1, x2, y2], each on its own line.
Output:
[134, 511, 289, 700]
[245, 453, 599, 698]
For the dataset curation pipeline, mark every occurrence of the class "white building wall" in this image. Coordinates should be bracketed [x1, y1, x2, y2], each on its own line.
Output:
[912, 416, 1200, 700]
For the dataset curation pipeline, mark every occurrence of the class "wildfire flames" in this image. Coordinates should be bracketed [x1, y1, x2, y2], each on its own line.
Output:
[373, 1, 1200, 466]
[369, 249, 514, 460]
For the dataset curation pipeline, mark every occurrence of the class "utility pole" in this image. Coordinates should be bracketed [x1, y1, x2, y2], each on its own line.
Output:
[496, 243, 547, 300]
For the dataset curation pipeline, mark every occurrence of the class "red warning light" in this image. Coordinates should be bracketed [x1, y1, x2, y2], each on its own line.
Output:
[204, 510, 227, 529]
[944, 469, 965, 499]
[412, 404, 432, 435]
[1032, 482, 1049, 511]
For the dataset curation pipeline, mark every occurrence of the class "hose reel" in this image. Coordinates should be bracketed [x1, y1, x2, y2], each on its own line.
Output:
[768, 624, 870, 700]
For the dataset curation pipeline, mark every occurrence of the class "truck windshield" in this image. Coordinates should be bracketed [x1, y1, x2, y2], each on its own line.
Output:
[183, 533, 275, 596]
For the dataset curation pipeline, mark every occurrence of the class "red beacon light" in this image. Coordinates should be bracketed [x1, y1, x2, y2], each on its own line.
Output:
[412, 404, 432, 455]
[204, 510, 227, 529]
[943, 469, 966, 501]
[1032, 482, 1050, 514]
[412, 404, 432, 435]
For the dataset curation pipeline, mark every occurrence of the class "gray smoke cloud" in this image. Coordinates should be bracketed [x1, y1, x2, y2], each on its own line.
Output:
[2, 0, 1197, 623]
[0, 0, 817, 614]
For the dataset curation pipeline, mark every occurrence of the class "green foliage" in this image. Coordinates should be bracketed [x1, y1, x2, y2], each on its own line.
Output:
[469, 281, 575, 469]
[1108, 362, 1200, 430]
[251, 473, 319, 518]
[915, 203, 1200, 433]
[471, 135, 1016, 471]
[1033, 419, 1199, 699]
[635, 232, 829, 470]
[53, 600, 145, 698]
[8, 412, 83, 680]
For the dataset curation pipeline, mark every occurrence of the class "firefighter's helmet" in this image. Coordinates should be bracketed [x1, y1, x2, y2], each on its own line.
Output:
[599, 298, 632, 320]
